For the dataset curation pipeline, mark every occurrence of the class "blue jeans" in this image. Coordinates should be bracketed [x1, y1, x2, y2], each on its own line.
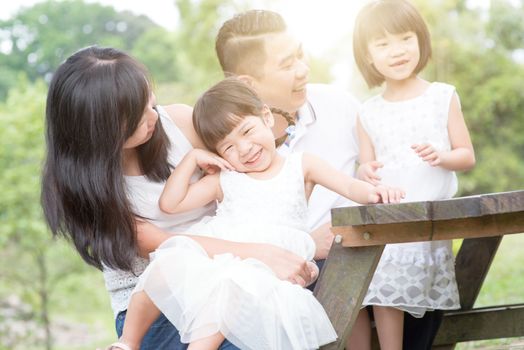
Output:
[306, 259, 326, 292]
[116, 310, 240, 350]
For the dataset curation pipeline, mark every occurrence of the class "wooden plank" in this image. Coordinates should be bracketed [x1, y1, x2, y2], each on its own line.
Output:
[333, 221, 433, 247]
[331, 201, 432, 226]
[433, 304, 524, 345]
[432, 212, 524, 241]
[481, 190, 524, 215]
[332, 212, 524, 247]
[431, 195, 481, 221]
[315, 243, 384, 350]
[331, 191, 524, 226]
[454, 236, 502, 310]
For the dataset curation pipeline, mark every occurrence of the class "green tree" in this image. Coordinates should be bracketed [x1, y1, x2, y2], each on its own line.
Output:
[132, 27, 180, 84]
[0, 78, 88, 349]
[0, 0, 163, 99]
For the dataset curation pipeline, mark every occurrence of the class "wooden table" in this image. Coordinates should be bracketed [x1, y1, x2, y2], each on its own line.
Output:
[313, 190, 524, 349]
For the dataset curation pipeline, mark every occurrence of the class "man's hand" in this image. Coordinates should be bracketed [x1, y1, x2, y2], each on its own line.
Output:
[310, 222, 334, 260]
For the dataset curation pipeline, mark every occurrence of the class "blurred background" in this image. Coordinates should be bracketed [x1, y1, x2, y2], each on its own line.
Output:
[0, 0, 523, 349]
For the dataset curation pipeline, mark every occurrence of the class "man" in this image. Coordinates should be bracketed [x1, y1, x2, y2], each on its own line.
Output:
[215, 9, 443, 350]
[216, 9, 360, 261]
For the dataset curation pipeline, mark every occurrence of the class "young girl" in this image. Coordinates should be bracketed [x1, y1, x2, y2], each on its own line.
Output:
[107, 78, 404, 350]
[349, 1, 476, 349]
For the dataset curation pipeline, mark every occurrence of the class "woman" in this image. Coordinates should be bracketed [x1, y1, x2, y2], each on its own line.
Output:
[41, 46, 314, 349]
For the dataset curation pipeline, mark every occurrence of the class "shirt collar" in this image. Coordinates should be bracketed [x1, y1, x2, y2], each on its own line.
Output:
[296, 100, 317, 127]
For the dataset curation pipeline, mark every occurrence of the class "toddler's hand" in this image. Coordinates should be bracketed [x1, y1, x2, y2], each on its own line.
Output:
[369, 184, 405, 204]
[191, 149, 235, 174]
[412, 143, 441, 166]
[357, 161, 383, 185]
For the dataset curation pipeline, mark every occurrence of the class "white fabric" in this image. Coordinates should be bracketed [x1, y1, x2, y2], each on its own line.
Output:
[277, 84, 360, 230]
[359, 82, 460, 317]
[103, 105, 216, 317]
[135, 153, 337, 349]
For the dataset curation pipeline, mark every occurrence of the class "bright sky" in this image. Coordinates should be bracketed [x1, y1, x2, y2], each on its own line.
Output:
[0, 0, 494, 88]
[0, 0, 364, 52]
[0, 0, 367, 87]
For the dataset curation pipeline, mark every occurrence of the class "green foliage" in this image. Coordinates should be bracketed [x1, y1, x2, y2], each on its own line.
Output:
[172, 0, 234, 101]
[0, 0, 163, 99]
[0, 78, 89, 349]
[0, 0, 523, 348]
[411, 0, 524, 195]
[132, 27, 180, 84]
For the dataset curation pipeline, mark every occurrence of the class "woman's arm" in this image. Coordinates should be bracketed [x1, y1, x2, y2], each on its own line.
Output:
[136, 220, 314, 286]
[163, 103, 207, 149]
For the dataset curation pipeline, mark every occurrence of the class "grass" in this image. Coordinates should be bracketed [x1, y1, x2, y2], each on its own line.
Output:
[455, 234, 524, 349]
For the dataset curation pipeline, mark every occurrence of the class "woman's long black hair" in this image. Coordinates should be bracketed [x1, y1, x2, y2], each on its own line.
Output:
[42, 46, 171, 271]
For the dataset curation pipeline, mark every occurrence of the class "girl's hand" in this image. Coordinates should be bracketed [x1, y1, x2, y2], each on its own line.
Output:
[357, 161, 383, 185]
[256, 244, 314, 287]
[412, 143, 442, 166]
[190, 149, 235, 174]
[368, 184, 405, 204]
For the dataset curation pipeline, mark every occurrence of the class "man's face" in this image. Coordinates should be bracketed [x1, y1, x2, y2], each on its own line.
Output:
[250, 32, 310, 116]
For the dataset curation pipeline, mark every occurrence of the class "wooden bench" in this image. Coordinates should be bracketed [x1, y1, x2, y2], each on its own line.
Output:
[313, 190, 524, 349]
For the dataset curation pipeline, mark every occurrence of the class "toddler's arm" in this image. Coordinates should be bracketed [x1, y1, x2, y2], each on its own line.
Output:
[303, 153, 404, 205]
[159, 149, 233, 214]
[412, 93, 475, 171]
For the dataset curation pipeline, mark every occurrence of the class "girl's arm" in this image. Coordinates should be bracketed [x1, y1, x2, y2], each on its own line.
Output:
[413, 93, 476, 171]
[356, 116, 383, 185]
[158, 149, 232, 214]
[135, 220, 314, 286]
[303, 153, 404, 205]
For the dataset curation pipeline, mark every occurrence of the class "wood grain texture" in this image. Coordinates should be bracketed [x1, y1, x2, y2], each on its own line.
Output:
[434, 304, 524, 345]
[315, 243, 384, 350]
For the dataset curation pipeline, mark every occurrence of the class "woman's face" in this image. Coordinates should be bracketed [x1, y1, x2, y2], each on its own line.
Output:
[123, 93, 159, 150]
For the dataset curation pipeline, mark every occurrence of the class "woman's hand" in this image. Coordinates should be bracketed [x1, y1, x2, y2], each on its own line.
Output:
[190, 149, 235, 174]
[255, 244, 314, 287]
[368, 184, 405, 204]
[357, 161, 383, 185]
[412, 143, 442, 166]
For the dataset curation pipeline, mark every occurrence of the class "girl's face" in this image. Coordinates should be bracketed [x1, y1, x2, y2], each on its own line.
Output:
[215, 107, 276, 173]
[123, 93, 159, 149]
[367, 31, 420, 82]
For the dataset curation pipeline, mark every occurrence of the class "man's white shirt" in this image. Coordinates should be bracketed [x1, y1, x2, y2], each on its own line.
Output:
[277, 84, 360, 231]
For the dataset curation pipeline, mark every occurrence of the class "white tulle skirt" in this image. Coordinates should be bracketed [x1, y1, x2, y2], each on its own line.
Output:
[135, 236, 337, 349]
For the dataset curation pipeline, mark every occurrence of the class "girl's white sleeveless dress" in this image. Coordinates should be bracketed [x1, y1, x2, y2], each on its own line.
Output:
[135, 153, 337, 349]
[359, 82, 461, 317]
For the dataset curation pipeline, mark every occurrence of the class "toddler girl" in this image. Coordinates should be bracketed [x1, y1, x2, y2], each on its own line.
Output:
[108, 78, 404, 350]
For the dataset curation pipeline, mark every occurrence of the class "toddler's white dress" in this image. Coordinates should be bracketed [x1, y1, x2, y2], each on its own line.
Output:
[359, 82, 461, 317]
[135, 152, 337, 349]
